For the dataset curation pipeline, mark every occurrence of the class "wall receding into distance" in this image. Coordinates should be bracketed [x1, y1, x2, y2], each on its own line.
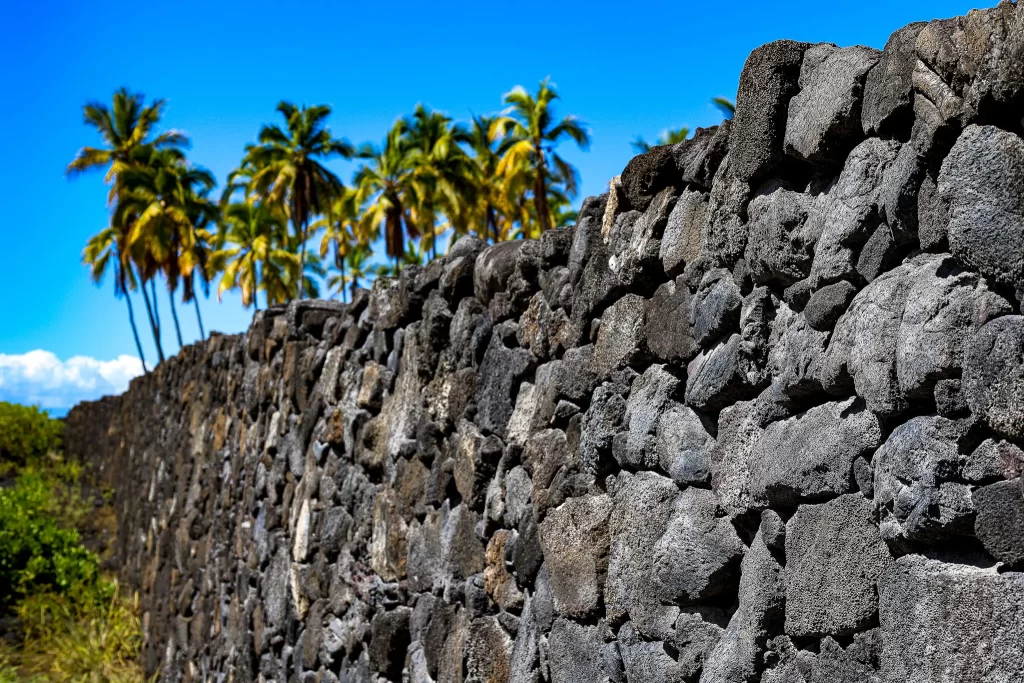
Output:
[65, 3, 1024, 681]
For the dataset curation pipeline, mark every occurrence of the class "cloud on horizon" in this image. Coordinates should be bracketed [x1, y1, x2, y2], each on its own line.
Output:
[0, 350, 143, 412]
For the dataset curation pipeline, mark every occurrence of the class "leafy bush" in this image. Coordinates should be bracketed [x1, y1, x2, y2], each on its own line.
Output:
[0, 474, 101, 610]
[0, 403, 63, 467]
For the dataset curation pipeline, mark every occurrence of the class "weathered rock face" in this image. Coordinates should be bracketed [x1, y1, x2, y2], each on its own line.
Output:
[65, 6, 1024, 682]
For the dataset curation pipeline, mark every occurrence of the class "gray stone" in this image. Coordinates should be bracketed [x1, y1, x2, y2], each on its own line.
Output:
[807, 138, 902, 290]
[548, 619, 623, 683]
[594, 293, 649, 378]
[823, 254, 1007, 416]
[785, 495, 893, 637]
[652, 487, 745, 605]
[691, 268, 742, 346]
[617, 621, 690, 683]
[964, 438, 1024, 484]
[655, 403, 716, 486]
[475, 240, 526, 305]
[745, 188, 816, 288]
[614, 364, 679, 470]
[710, 400, 764, 515]
[748, 398, 881, 508]
[803, 280, 857, 331]
[785, 46, 880, 166]
[660, 189, 708, 277]
[700, 515, 785, 683]
[862, 22, 928, 137]
[964, 315, 1024, 441]
[767, 301, 830, 398]
[685, 334, 764, 412]
[672, 122, 731, 190]
[878, 555, 1024, 683]
[941, 125, 1024, 300]
[730, 40, 810, 182]
[476, 333, 536, 440]
[873, 416, 974, 549]
[538, 494, 613, 618]
[620, 145, 679, 213]
[368, 607, 412, 680]
[974, 479, 1024, 567]
[606, 471, 683, 639]
[644, 276, 699, 365]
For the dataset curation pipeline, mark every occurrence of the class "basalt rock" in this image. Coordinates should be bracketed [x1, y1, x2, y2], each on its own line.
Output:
[64, 9, 1024, 681]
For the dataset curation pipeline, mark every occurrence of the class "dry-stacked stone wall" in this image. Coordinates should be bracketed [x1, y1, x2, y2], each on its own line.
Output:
[66, 4, 1024, 681]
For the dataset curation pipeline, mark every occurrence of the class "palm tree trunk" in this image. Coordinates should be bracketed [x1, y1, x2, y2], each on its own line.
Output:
[140, 282, 166, 364]
[193, 297, 206, 341]
[297, 215, 307, 301]
[125, 292, 148, 374]
[487, 204, 497, 243]
[168, 291, 184, 349]
[534, 149, 551, 236]
[150, 280, 162, 332]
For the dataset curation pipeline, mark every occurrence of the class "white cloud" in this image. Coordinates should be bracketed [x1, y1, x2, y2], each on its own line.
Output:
[0, 351, 144, 412]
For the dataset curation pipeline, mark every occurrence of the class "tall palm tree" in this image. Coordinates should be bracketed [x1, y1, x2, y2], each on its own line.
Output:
[354, 120, 421, 270]
[66, 88, 188, 201]
[403, 105, 476, 258]
[492, 78, 590, 236]
[316, 187, 366, 302]
[68, 87, 187, 363]
[118, 148, 217, 348]
[82, 224, 148, 373]
[631, 127, 690, 153]
[460, 114, 507, 244]
[241, 102, 353, 299]
[210, 201, 295, 309]
[326, 243, 373, 301]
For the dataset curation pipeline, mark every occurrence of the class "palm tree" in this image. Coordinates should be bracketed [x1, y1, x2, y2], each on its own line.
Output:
[403, 105, 476, 258]
[461, 114, 507, 244]
[241, 102, 353, 299]
[374, 240, 423, 278]
[712, 97, 736, 119]
[316, 187, 366, 302]
[66, 88, 188, 201]
[492, 78, 590, 236]
[354, 120, 421, 270]
[631, 127, 690, 153]
[82, 224, 148, 373]
[210, 201, 295, 309]
[117, 148, 217, 349]
[327, 243, 373, 301]
[68, 87, 187, 363]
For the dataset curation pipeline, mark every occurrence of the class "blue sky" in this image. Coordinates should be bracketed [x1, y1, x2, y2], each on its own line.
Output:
[0, 0, 985, 410]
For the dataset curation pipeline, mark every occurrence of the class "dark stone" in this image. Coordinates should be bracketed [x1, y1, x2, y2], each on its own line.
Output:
[730, 40, 810, 182]
[974, 479, 1024, 567]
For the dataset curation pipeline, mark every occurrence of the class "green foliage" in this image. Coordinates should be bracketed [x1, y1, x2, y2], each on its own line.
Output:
[0, 403, 63, 467]
[1, 587, 147, 683]
[0, 474, 102, 611]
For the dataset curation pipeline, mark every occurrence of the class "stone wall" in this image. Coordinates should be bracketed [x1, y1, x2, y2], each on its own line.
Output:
[64, 3, 1024, 681]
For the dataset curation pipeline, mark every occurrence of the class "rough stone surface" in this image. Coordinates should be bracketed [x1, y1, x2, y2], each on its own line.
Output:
[879, 555, 1024, 683]
[61, 11, 1024, 681]
[785, 46, 881, 166]
[730, 40, 809, 182]
[785, 495, 893, 637]
[940, 125, 1024, 299]
[964, 316, 1024, 441]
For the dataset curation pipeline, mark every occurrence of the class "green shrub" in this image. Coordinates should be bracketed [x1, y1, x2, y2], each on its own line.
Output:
[1, 587, 146, 683]
[0, 474, 102, 611]
[0, 403, 63, 467]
